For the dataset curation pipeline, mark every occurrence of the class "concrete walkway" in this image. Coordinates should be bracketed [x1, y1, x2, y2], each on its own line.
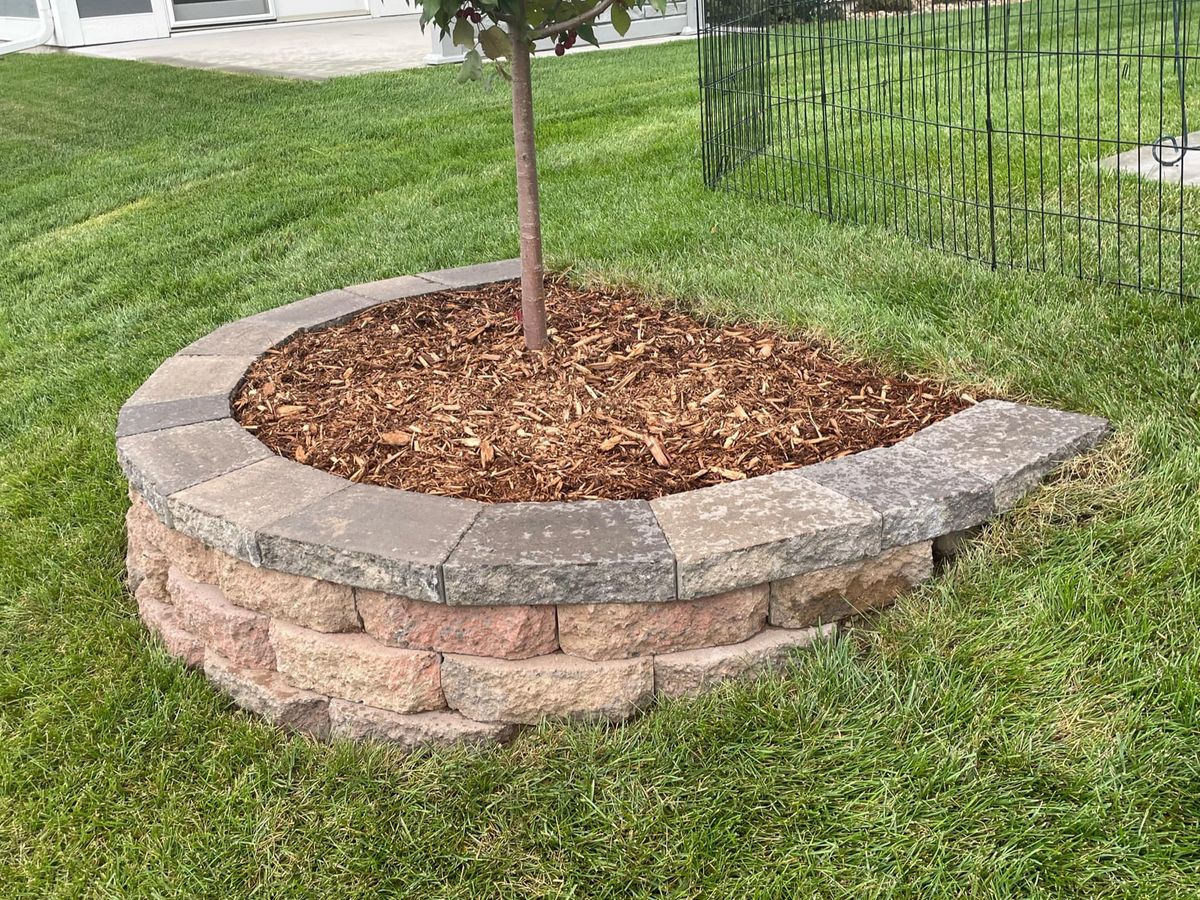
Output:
[70, 14, 691, 80]
[74, 16, 433, 79]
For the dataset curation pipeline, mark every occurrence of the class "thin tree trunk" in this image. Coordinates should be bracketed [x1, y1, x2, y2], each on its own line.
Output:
[509, 15, 548, 350]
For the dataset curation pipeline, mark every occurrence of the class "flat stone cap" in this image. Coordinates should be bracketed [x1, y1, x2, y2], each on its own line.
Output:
[115, 263, 1112, 605]
[442, 500, 676, 606]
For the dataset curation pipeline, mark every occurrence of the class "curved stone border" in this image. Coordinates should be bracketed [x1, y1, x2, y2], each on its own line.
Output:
[117, 260, 1111, 749]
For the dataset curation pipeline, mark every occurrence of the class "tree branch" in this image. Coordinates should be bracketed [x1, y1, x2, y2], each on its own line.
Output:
[532, 0, 618, 38]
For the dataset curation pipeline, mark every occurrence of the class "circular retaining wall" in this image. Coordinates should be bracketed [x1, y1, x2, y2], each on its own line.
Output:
[117, 260, 1110, 750]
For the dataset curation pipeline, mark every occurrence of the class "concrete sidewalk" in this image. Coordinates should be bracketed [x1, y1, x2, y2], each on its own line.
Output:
[70, 14, 691, 80]
[73, 16, 432, 79]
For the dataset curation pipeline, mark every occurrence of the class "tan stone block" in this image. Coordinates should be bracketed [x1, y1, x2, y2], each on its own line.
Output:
[328, 699, 518, 750]
[160, 527, 220, 584]
[769, 542, 933, 629]
[357, 590, 557, 659]
[204, 650, 330, 739]
[270, 621, 443, 714]
[126, 494, 169, 595]
[136, 583, 203, 668]
[219, 556, 358, 633]
[558, 584, 768, 660]
[441, 652, 653, 725]
[653, 624, 835, 699]
[168, 568, 275, 669]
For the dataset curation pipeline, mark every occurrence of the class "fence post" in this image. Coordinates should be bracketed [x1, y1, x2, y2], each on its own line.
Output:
[816, 8, 834, 219]
[982, 0, 998, 270]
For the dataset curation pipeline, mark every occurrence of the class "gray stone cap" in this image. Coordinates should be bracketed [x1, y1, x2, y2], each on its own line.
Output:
[116, 261, 1111, 606]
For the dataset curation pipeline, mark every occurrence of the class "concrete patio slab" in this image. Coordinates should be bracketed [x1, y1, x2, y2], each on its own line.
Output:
[68, 13, 692, 80]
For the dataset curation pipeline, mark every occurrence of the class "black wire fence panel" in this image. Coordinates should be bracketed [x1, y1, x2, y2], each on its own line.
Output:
[698, 0, 1200, 298]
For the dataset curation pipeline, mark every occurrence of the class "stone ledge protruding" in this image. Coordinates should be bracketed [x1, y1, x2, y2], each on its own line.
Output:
[902, 399, 1111, 511]
[167, 457, 347, 565]
[442, 500, 676, 606]
[650, 470, 882, 600]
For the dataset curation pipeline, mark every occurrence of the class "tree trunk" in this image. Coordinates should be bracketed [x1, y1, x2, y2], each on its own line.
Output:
[509, 17, 548, 350]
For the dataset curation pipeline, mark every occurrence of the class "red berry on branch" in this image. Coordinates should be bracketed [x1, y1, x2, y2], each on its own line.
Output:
[470, 10, 481, 22]
[554, 43, 565, 56]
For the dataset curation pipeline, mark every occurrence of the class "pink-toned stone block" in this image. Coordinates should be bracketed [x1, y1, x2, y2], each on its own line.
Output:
[769, 542, 934, 629]
[168, 568, 275, 670]
[558, 584, 768, 660]
[441, 652, 653, 725]
[357, 590, 557, 659]
[327, 699, 518, 750]
[136, 582, 203, 668]
[653, 624, 836, 699]
[270, 621, 444, 715]
[204, 650, 330, 739]
[219, 556, 358, 633]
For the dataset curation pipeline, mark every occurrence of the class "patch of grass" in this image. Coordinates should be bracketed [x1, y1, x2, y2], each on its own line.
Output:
[1, 43, 1198, 896]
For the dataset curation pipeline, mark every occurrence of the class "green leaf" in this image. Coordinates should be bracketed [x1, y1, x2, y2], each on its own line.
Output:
[458, 48, 484, 82]
[478, 24, 512, 60]
[576, 21, 599, 46]
[610, 2, 631, 35]
[650, 0, 667, 13]
[453, 16, 475, 49]
[420, 0, 441, 25]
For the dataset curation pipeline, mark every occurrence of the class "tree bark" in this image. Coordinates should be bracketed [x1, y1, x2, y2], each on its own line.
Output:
[509, 13, 548, 350]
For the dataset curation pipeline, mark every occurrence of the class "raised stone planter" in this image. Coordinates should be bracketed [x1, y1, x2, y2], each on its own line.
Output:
[118, 260, 1111, 751]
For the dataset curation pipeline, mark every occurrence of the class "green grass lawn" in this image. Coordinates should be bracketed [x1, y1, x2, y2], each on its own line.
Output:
[2, 40, 1199, 897]
[708, 1, 1200, 295]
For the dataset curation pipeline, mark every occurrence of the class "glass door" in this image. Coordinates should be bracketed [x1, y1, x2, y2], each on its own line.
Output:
[169, 0, 273, 26]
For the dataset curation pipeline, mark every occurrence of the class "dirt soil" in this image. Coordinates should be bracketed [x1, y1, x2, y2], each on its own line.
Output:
[233, 278, 976, 502]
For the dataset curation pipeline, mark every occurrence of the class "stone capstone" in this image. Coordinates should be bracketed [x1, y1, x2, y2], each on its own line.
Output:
[651, 470, 881, 599]
[443, 500, 675, 606]
[903, 399, 1110, 511]
[256, 482, 479, 604]
[167, 457, 346, 564]
[801, 443, 994, 549]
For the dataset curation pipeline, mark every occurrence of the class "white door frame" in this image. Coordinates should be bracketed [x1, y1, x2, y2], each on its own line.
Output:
[166, 0, 275, 29]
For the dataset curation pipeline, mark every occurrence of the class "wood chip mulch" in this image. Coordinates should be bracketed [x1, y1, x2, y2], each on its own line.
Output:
[233, 278, 977, 502]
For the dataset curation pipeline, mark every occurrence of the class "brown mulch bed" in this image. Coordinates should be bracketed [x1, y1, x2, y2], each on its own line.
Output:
[233, 278, 977, 502]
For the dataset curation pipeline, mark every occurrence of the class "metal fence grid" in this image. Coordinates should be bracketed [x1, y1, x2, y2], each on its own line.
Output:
[698, 0, 1200, 299]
